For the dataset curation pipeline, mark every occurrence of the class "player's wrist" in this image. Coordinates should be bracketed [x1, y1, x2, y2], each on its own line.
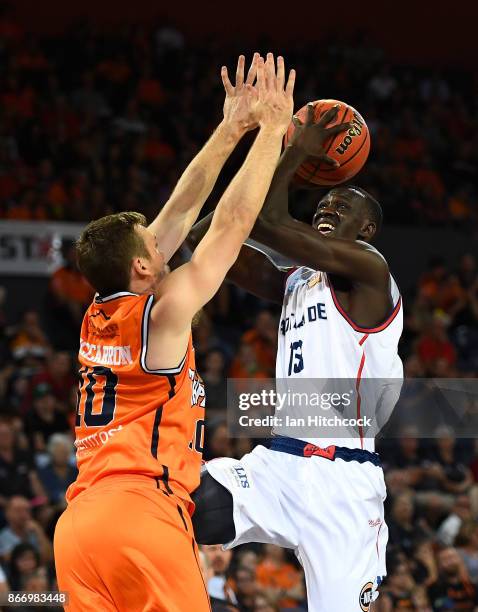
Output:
[217, 120, 248, 144]
[258, 123, 288, 137]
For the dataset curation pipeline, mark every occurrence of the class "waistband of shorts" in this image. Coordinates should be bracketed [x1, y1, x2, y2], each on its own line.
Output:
[68, 473, 193, 511]
[269, 436, 381, 467]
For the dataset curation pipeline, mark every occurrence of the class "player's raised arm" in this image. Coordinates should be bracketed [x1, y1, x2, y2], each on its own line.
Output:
[250, 103, 389, 287]
[148, 54, 295, 367]
[187, 210, 286, 303]
[148, 53, 260, 263]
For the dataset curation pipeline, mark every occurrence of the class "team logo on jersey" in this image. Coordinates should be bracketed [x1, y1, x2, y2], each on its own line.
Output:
[307, 272, 322, 289]
[359, 582, 374, 611]
[287, 268, 316, 293]
[189, 368, 206, 408]
[88, 317, 119, 339]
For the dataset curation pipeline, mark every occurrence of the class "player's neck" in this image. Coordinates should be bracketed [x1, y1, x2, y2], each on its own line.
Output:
[129, 278, 155, 296]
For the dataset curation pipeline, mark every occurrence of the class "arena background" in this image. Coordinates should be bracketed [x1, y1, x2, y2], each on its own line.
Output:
[0, 1, 477, 610]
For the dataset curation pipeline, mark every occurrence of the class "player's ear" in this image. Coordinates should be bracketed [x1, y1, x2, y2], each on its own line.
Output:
[358, 220, 376, 242]
[131, 256, 149, 277]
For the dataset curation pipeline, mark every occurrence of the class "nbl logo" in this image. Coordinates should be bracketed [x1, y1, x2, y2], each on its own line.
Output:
[359, 582, 374, 611]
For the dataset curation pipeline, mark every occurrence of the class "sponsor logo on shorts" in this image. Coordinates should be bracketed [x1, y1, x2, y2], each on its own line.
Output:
[359, 582, 374, 612]
[368, 518, 382, 527]
[230, 465, 250, 489]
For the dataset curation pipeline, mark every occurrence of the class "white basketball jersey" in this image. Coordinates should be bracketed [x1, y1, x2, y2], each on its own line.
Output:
[274, 247, 403, 452]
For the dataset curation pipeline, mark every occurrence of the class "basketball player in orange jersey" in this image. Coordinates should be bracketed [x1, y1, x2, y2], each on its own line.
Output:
[53, 53, 295, 612]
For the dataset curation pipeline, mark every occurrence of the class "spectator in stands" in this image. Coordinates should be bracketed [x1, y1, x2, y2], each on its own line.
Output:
[21, 566, 51, 597]
[253, 594, 278, 611]
[6, 542, 41, 590]
[255, 544, 305, 609]
[203, 420, 232, 461]
[47, 243, 93, 348]
[239, 311, 277, 377]
[428, 547, 478, 611]
[424, 427, 473, 498]
[37, 433, 76, 509]
[387, 492, 431, 556]
[0, 496, 51, 563]
[24, 383, 70, 453]
[0, 418, 43, 506]
[26, 351, 75, 407]
[416, 312, 457, 373]
[9, 311, 49, 362]
[410, 538, 439, 588]
[202, 350, 227, 411]
[455, 521, 478, 584]
[233, 566, 258, 612]
[229, 343, 269, 380]
[437, 495, 473, 547]
[378, 554, 427, 611]
[236, 549, 259, 574]
[202, 545, 237, 607]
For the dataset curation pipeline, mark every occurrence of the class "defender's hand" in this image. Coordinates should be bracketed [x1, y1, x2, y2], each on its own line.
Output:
[289, 102, 351, 167]
[222, 53, 260, 135]
[254, 53, 295, 134]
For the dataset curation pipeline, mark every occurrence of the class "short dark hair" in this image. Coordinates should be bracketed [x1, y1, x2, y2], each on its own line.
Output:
[333, 185, 383, 234]
[352, 185, 383, 233]
[76, 212, 149, 296]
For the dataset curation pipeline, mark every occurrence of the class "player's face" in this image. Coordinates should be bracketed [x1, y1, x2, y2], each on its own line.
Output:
[312, 190, 368, 241]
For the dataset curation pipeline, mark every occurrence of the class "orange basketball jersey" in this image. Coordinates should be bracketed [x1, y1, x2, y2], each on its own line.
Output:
[67, 291, 206, 507]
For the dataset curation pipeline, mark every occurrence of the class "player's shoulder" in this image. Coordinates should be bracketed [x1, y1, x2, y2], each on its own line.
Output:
[355, 240, 388, 263]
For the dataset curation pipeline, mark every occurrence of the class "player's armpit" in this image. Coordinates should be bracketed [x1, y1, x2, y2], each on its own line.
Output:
[226, 244, 285, 303]
[145, 229, 242, 370]
[252, 215, 389, 287]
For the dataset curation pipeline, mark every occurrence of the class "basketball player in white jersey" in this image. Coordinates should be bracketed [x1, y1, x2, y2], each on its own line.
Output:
[189, 102, 403, 612]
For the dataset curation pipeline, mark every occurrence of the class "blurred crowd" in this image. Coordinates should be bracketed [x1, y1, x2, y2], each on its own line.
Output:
[0, 6, 477, 227]
[0, 6, 478, 612]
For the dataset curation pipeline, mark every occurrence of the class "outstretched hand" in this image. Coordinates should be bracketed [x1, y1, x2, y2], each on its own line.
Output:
[289, 103, 351, 167]
[254, 53, 295, 134]
[221, 53, 260, 134]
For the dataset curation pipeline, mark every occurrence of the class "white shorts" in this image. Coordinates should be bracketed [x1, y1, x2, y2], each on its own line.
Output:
[205, 444, 388, 612]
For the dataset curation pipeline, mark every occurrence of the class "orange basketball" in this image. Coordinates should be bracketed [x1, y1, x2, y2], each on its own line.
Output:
[284, 99, 370, 186]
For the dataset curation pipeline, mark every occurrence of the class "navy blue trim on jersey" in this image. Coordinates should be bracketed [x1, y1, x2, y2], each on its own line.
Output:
[150, 373, 176, 460]
[327, 274, 402, 334]
[269, 435, 381, 467]
[140, 294, 187, 375]
[94, 291, 139, 304]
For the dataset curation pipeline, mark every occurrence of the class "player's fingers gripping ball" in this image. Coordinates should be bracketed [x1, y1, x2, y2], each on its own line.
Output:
[284, 98, 370, 186]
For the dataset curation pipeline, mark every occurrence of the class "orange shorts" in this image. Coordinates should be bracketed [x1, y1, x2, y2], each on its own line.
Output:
[54, 475, 211, 612]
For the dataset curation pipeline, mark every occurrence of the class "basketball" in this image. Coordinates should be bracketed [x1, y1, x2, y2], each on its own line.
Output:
[284, 99, 370, 186]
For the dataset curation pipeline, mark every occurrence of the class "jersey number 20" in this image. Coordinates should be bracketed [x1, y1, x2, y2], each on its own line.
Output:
[76, 366, 118, 427]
